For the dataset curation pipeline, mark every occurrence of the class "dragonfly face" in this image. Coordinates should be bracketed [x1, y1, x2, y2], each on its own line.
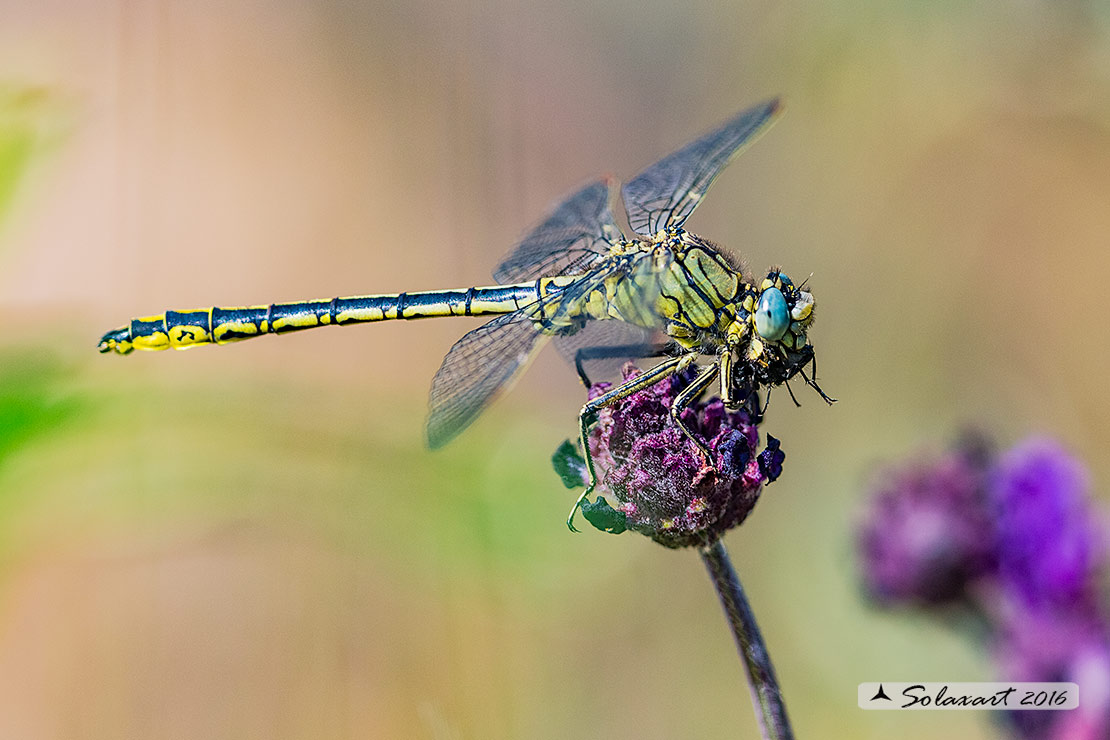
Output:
[744, 271, 815, 364]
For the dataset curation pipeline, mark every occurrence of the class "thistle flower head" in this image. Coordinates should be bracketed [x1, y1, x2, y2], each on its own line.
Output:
[554, 363, 784, 548]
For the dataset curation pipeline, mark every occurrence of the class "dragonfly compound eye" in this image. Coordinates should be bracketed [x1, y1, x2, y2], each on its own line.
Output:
[754, 286, 789, 342]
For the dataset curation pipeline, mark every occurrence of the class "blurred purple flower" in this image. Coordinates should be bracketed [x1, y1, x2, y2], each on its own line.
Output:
[993, 600, 1104, 680]
[991, 439, 1103, 613]
[857, 434, 1110, 740]
[1047, 638, 1110, 740]
[567, 363, 782, 548]
[857, 439, 996, 606]
[994, 604, 1110, 740]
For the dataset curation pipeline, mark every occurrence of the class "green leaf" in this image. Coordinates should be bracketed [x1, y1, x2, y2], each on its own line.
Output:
[551, 439, 586, 489]
[581, 496, 627, 535]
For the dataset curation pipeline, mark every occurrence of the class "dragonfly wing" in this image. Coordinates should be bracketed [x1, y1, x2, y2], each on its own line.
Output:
[621, 99, 782, 237]
[493, 179, 623, 283]
[552, 321, 663, 385]
[426, 312, 548, 449]
[550, 252, 671, 382]
[426, 260, 639, 446]
[428, 249, 673, 446]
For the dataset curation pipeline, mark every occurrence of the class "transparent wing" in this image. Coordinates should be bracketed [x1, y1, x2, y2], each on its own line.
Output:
[552, 321, 662, 385]
[425, 267, 605, 447]
[426, 258, 652, 447]
[426, 312, 549, 449]
[621, 99, 782, 236]
[493, 179, 624, 283]
[550, 249, 672, 382]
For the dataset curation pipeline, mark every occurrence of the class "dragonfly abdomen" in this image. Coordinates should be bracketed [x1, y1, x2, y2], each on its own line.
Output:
[97, 277, 579, 355]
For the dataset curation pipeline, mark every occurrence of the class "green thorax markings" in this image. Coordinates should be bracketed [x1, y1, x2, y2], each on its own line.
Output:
[558, 227, 748, 345]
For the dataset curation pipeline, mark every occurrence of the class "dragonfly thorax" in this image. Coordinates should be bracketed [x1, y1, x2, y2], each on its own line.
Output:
[650, 229, 746, 337]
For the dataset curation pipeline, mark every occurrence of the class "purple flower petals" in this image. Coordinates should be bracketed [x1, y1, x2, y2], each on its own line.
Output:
[563, 363, 784, 548]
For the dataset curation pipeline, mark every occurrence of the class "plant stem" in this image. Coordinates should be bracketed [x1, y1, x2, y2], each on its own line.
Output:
[700, 538, 795, 740]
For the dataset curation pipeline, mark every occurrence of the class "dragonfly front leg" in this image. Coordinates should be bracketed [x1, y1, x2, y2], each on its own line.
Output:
[568, 353, 697, 531]
[668, 361, 720, 462]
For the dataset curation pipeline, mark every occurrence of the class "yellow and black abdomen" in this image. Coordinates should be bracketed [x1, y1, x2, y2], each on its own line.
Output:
[98, 278, 577, 355]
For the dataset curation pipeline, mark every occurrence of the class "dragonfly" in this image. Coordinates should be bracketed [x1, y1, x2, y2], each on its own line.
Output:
[98, 98, 832, 530]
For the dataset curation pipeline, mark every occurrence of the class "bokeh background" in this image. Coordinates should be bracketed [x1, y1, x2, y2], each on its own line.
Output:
[1, 1, 1108, 738]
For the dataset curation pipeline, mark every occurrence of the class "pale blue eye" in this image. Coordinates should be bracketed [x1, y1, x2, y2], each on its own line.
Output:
[755, 287, 789, 341]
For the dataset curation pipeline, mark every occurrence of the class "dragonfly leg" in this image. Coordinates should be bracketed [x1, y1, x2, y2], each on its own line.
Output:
[572, 342, 673, 388]
[668, 362, 720, 462]
[760, 388, 773, 417]
[568, 353, 696, 531]
[800, 353, 837, 405]
[783, 378, 802, 407]
[718, 348, 734, 406]
[800, 364, 837, 404]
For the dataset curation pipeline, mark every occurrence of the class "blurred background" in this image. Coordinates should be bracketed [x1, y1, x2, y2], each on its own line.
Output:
[0, 0, 1108, 737]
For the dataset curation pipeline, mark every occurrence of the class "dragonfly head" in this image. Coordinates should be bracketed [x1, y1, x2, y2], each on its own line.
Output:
[726, 270, 832, 409]
[748, 270, 814, 356]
